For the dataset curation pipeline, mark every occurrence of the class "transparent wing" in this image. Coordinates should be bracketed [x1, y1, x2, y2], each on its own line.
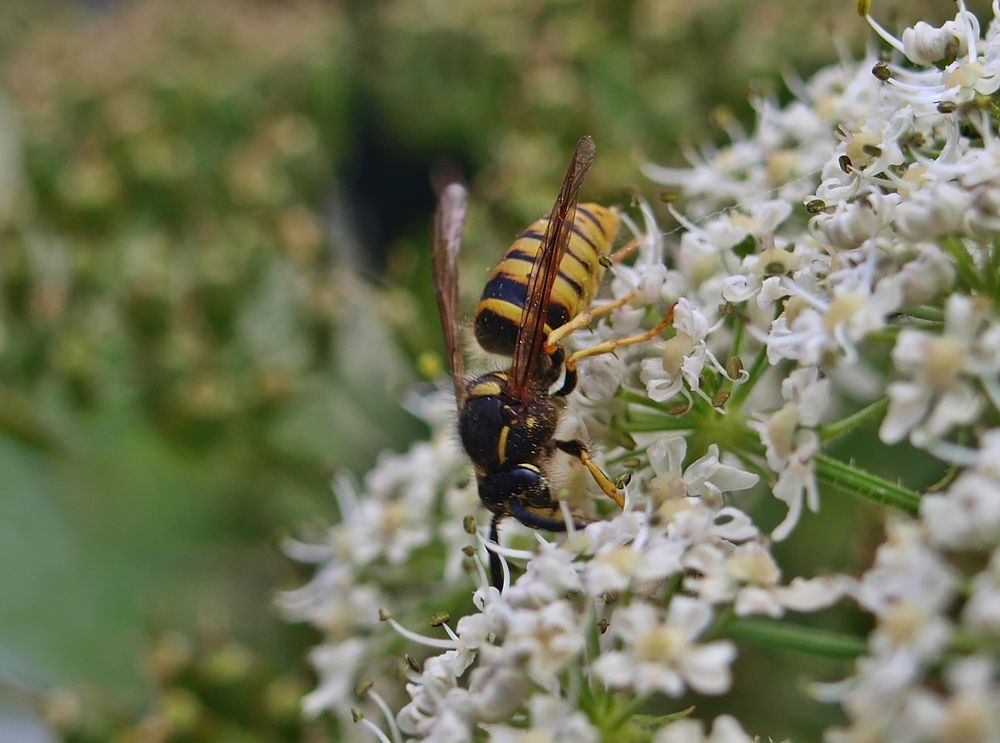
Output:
[432, 183, 469, 407]
[508, 136, 596, 402]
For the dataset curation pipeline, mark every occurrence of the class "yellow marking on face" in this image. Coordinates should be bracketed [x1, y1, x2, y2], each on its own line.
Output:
[497, 425, 510, 464]
[519, 463, 541, 473]
[525, 416, 536, 429]
[470, 380, 502, 398]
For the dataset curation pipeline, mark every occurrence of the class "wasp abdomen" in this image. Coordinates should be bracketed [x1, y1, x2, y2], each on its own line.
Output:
[473, 203, 619, 355]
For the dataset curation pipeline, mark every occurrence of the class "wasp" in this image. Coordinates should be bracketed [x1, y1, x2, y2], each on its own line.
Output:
[432, 136, 673, 589]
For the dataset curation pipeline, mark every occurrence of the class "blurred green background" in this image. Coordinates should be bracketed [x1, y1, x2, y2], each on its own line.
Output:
[0, 0, 974, 740]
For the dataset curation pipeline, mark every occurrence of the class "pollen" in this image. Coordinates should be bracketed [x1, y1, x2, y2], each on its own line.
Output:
[783, 296, 809, 324]
[922, 336, 966, 389]
[766, 149, 798, 187]
[648, 471, 687, 505]
[845, 132, 883, 169]
[634, 624, 684, 663]
[880, 600, 926, 645]
[661, 333, 696, 374]
[725, 549, 780, 586]
[901, 163, 929, 187]
[765, 403, 800, 461]
[753, 245, 800, 277]
[823, 292, 866, 331]
[947, 61, 984, 89]
[596, 545, 639, 574]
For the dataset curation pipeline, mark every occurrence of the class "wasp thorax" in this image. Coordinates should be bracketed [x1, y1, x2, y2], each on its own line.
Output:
[458, 372, 559, 472]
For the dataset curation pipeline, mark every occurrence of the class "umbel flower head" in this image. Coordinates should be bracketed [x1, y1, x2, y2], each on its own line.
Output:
[284, 2, 1000, 740]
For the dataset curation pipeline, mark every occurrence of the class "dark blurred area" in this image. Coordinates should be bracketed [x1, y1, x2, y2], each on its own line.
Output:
[0, 0, 979, 739]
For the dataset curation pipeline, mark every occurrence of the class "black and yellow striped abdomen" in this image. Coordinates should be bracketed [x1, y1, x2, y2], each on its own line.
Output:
[474, 203, 619, 355]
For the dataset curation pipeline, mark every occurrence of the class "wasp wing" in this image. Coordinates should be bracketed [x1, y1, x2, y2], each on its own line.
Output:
[432, 183, 469, 408]
[508, 136, 596, 402]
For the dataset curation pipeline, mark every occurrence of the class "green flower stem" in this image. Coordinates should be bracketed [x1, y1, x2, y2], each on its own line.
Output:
[942, 235, 983, 291]
[729, 346, 768, 409]
[617, 388, 669, 412]
[622, 417, 697, 433]
[950, 628, 1000, 655]
[814, 453, 921, 515]
[818, 397, 889, 442]
[729, 312, 746, 359]
[894, 305, 945, 323]
[865, 329, 901, 343]
[702, 604, 736, 641]
[725, 618, 866, 659]
[604, 693, 653, 732]
[607, 446, 650, 466]
[989, 235, 1000, 298]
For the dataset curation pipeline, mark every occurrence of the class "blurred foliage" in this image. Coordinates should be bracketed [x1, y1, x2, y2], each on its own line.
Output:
[36, 628, 326, 743]
[0, 0, 984, 739]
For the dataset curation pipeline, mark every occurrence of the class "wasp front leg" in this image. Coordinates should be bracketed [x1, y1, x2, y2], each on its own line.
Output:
[554, 439, 625, 510]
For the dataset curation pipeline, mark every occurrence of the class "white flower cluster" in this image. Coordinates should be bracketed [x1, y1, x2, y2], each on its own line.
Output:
[285, 2, 1000, 740]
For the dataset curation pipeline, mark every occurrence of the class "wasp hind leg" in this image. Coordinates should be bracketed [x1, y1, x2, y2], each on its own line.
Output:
[555, 438, 625, 510]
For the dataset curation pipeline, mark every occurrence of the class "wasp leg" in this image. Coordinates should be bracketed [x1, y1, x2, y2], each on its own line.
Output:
[543, 242, 641, 362]
[608, 237, 639, 264]
[488, 513, 503, 591]
[565, 302, 676, 374]
[547, 293, 639, 397]
[545, 292, 637, 355]
[554, 438, 625, 510]
[508, 496, 590, 532]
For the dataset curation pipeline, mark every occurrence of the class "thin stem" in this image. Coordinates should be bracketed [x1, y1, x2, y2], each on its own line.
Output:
[814, 453, 921, 515]
[818, 397, 889, 443]
[729, 312, 746, 358]
[617, 388, 669, 412]
[622, 416, 696, 433]
[702, 604, 736, 642]
[865, 329, 901, 343]
[729, 346, 769, 409]
[607, 445, 650, 466]
[989, 235, 1000, 298]
[893, 305, 944, 323]
[725, 618, 866, 658]
[605, 693, 653, 732]
[942, 235, 983, 291]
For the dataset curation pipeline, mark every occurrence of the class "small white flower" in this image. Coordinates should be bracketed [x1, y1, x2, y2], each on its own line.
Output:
[654, 714, 754, 743]
[501, 601, 586, 688]
[301, 638, 368, 718]
[647, 435, 760, 511]
[397, 649, 477, 739]
[504, 541, 583, 606]
[962, 548, 1000, 634]
[487, 694, 599, 743]
[639, 298, 718, 403]
[684, 541, 845, 617]
[592, 597, 736, 697]
[921, 473, 1000, 550]
[880, 294, 999, 447]
[750, 366, 829, 540]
